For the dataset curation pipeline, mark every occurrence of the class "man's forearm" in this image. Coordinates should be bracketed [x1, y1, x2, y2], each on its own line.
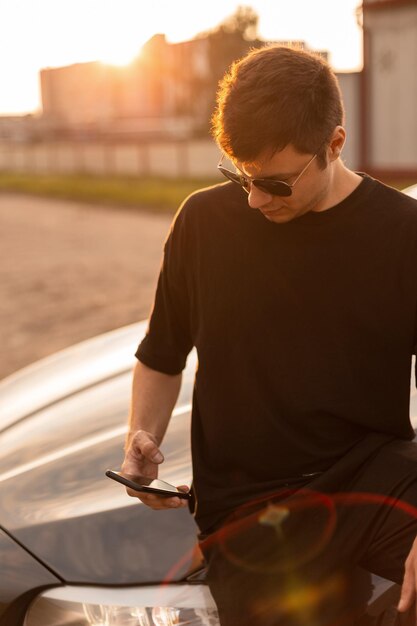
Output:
[126, 360, 182, 449]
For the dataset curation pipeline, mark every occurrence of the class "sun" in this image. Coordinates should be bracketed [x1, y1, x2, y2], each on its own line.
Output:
[90, 4, 152, 67]
[98, 41, 145, 67]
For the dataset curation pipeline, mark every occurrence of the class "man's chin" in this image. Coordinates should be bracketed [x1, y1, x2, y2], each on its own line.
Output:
[261, 208, 294, 223]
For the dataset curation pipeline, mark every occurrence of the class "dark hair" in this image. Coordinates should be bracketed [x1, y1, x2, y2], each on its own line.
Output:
[211, 45, 345, 168]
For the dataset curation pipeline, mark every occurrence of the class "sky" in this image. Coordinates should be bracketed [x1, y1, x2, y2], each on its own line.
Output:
[0, 0, 363, 115]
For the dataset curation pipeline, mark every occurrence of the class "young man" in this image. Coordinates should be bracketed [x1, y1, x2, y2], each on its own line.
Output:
[122, 45, 417, 624]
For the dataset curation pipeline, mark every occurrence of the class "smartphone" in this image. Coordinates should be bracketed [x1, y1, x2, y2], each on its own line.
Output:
[105, 469, 191, 500]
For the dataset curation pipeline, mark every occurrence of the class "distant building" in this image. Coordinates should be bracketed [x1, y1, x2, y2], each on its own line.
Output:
[38, 35, 327, 140]
[0, 114, 54, 142]
[361, 0, 417, 177]
[40, 62, 116, 126]
[3, 3, 417, 181]
[38, 35, 212, 138]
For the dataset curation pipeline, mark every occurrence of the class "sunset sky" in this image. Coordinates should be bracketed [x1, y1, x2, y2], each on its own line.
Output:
[0, 0, 363, 115]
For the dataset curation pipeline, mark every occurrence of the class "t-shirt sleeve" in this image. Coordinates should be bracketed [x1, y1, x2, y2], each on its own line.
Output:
[135, 207, 194, 375]
[415, 323, 417, 388]
[413, 286, 417, 387]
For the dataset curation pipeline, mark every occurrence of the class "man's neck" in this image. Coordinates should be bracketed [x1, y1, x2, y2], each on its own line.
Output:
[315, 161, 363, 213]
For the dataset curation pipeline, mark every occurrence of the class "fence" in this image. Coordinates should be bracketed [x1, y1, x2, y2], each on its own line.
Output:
[0, 139, 221, 179]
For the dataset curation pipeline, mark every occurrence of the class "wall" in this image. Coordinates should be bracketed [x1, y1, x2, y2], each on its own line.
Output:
[364, 2, 417, 174]
[337, 72, 361, 171]
[0, 71, 362, 178]
[0, 139, 221, 178]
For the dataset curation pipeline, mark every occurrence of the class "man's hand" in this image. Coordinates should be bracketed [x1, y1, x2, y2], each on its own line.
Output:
[123, 428, 164, 476]
[398, 534, 417, 617]
[122, 429, 189, 510]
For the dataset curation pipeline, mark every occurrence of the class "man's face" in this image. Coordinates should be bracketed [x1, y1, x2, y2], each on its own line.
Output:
[238, 143, 331, 224]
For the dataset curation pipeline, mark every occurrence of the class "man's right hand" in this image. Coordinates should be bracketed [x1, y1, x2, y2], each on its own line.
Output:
[121, 429, 189, 510]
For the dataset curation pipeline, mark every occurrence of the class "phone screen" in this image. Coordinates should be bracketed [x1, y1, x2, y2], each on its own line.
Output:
[105, 470, 191, 499]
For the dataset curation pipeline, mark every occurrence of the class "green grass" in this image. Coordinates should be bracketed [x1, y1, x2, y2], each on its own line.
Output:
[0, 172, 221, 213]
[0, 172, 415, 212]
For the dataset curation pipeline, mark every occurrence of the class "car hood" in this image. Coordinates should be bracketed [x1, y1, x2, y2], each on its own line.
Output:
[402, 183, 417, 200]
[0, 323, 200, 585]
[0, 321, 147, 431]
[0, 324, 415, 586]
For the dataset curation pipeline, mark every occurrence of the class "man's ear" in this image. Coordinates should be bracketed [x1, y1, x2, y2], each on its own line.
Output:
[328, 126, 346, 161]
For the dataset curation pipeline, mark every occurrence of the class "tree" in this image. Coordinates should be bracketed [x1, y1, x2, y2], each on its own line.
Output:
[195, 5, 262, 130]
[219, 5, 259, 41]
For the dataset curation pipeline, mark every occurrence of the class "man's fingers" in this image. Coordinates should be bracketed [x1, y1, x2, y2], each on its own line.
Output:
[398, 563, 416, 612]
[122, 431, 190, 511]
[126, 488, 187, 510]
[141, 440, 164, 463]
[134, 430, 164, 464]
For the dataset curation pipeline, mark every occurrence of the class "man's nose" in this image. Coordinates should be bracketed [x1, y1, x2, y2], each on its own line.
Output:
[247, 184, 273, 209]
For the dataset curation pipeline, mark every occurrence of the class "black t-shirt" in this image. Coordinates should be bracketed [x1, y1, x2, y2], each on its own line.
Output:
[136, 175, 417, 533]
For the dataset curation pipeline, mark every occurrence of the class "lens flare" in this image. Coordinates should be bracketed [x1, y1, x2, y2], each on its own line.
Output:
[162, 489, 417, 624]
[251, 569, 348, 625]
[214, 489, 337, 574]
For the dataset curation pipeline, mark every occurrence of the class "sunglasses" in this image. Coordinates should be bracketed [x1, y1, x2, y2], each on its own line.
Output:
[217, 152, 317, 197]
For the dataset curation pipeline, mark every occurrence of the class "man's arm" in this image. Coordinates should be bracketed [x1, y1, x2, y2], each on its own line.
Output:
[121, 360, 189, 510]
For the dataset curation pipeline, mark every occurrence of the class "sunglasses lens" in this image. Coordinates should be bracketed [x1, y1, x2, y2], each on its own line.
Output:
[219, 167, 250, 193]
[219, 167, 239, 184]
[219, 165, 293, 197]
[255, 181, 292, 197]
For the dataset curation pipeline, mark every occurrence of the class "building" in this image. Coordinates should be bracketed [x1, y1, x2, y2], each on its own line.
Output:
[0, 114, 57, 142]
[38, 35, 326, 141]
[10, 4, 417, 180]
[39, 35, 213, 139]
[361, 0, 417, 178]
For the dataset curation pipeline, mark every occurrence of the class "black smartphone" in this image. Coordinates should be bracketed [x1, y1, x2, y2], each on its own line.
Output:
[105, 469, 191, 499]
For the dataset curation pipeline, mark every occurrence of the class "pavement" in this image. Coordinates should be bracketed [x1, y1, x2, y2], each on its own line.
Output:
[0, 192, 172, 381]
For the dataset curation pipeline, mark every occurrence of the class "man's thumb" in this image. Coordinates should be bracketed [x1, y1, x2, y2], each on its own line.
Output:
[398, 580, 414, 612]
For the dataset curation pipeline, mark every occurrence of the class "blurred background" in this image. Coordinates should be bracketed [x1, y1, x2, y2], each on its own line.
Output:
[1, 0, 416, 380]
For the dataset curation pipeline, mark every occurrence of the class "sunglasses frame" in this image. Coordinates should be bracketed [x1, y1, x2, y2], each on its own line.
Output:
[218, 152, 318, 197]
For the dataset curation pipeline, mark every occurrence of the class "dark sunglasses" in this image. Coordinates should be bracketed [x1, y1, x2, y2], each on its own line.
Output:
[217, 153, 317, 197]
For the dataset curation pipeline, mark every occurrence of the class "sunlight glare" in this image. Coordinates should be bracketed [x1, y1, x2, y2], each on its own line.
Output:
[98, 44, 142, 67]
[0, 0, 363, 114]
[95, 31, 149, 67]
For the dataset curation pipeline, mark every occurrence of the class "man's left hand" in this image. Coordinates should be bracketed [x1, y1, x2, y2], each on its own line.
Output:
[398, 534, 417, 618]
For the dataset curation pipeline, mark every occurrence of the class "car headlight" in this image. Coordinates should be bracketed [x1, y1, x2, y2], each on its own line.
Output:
[24, 583, 219, 626]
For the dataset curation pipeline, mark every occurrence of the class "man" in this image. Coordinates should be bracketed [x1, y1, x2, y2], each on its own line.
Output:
[122, 45, 417, 624]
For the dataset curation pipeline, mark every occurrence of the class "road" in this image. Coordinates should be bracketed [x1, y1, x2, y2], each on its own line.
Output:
[0, 192, 172, 380]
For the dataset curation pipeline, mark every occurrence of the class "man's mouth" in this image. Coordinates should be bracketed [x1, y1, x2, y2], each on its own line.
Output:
[261, 206, 286, 216]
